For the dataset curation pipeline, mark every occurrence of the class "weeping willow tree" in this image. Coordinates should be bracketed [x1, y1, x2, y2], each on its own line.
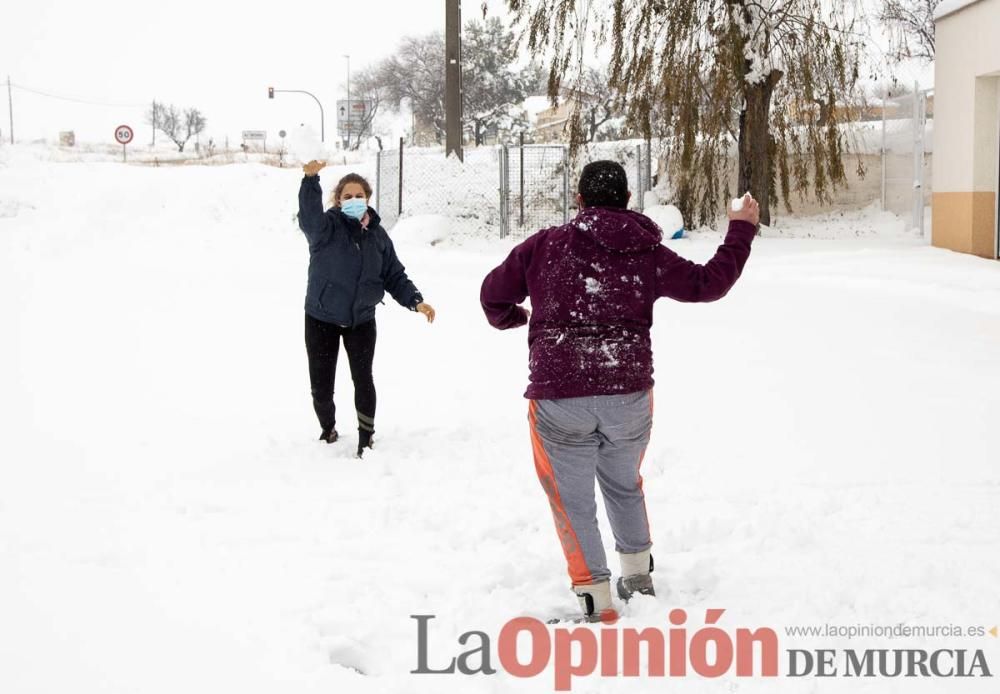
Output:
[505, 0, 871, 227]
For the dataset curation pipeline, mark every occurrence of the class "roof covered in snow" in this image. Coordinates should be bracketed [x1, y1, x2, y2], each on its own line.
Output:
[934, 0, 986, 21]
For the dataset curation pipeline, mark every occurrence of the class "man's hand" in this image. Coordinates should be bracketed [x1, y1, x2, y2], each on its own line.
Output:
[417, 302, 436, 324]
[303, 160, 326, 177]
[728, 193, 760, 226]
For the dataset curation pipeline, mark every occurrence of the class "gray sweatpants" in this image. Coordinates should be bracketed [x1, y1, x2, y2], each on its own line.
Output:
[528, 390, 653, 586]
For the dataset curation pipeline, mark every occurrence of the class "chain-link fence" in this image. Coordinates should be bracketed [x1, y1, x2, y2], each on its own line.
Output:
[881, 86, 933, 233]
[375, 146, 401, 228]
[501, 144, 569, 238]
[376, 145, 504, 233]
[372, 115, 935, 239]
[374, 140, 653, 239]
[499, 141, 654, 238]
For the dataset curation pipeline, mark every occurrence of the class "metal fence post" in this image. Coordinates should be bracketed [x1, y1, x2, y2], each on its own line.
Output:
[562, 146, 570, 224]
[881, 87, 888, 212]
[506, 145, 512, 238]
[519, 132, 525, 227]
[645, 139, 653, 209]
[506, 146, 512, 238]
[636, 144, 643, 211]
[913, 82, 925, 234]
[375, 150, 382, 212]
[398, 136, 404, 217]
[499, 145, 507, 239]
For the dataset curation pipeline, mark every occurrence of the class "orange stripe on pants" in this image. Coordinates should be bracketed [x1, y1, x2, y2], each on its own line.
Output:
[528, 400, 594, 586]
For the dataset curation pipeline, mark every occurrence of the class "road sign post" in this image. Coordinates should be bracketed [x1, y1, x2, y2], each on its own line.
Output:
[242, 130, 267, 154]
[337, 99, 372, 147]
[115, 125, 134, 163]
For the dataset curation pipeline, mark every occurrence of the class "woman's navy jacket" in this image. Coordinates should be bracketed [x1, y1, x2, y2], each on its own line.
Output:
[298, 175, 422, 327]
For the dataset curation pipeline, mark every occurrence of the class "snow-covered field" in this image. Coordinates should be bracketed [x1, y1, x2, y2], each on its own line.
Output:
[2, 150, 999, 694]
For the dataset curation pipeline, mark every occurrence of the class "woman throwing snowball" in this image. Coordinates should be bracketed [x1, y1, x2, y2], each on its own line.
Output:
[298, 160, 435, 458]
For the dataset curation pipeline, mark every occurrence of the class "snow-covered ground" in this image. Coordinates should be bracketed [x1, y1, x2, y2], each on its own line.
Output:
[2, 150, 999, 694]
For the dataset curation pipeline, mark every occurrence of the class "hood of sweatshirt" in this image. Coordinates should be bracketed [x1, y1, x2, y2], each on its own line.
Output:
[572, 206, 664, 253]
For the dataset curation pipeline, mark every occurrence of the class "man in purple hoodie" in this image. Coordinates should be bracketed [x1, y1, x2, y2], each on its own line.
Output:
[480, 161, 759, 621]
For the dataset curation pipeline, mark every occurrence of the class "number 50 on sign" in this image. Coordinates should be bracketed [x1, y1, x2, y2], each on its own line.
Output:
[115, 125, 134, 162]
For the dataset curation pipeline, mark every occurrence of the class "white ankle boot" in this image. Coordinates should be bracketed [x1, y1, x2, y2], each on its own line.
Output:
[573, 580, 614, 622]
[617, 549, 655, 600]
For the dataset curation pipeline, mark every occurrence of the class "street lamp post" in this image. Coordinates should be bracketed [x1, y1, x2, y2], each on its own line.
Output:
[344, 54, 351, 150]
[268, 87, 325, 142]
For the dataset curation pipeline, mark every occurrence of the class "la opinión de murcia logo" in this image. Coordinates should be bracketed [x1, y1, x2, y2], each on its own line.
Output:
[411, 609, 995, 691]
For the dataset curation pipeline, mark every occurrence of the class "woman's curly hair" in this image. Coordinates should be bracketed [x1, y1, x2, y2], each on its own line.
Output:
[329, 173, 373, 208]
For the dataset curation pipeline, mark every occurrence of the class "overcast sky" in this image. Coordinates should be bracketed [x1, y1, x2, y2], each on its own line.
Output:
[2, 0, 932, 148]
[1, 0, 510, 146]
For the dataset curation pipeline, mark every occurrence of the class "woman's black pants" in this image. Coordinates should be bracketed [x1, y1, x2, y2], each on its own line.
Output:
[305, 314, 376, 436]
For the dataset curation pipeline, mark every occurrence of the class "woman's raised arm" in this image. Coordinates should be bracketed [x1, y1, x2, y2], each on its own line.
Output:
[298, 160, 332, 245]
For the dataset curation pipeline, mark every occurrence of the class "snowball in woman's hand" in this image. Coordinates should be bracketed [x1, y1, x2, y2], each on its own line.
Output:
[731, 193, 750, 212]
[285, 125, 324, 164]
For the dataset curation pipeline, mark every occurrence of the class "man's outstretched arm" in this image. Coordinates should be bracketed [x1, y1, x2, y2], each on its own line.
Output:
[480, 236, 537, 329]
[655, 195, 759, 303]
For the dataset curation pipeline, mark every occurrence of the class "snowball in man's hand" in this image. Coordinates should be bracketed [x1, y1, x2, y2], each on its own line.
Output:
[731, 193, 750, 212]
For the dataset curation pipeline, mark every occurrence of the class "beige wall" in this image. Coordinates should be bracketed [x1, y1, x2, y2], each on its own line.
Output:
[934, 0, 1000, 258]
[932, 191, 997, 255]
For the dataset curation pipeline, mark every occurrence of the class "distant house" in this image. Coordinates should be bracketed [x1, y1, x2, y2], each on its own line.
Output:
[529, 88, 623, 143]
[532, 92, 575, 142]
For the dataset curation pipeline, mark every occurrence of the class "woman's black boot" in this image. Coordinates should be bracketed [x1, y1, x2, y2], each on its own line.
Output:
[356, 429, 374, 458]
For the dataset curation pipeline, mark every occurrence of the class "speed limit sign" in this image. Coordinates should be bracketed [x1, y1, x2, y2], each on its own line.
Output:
[115, 125, 134, 145]
[115, 125, 134, 163]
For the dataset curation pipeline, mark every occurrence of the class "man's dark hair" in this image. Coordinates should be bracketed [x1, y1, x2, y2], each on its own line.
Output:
[578, 160, 629, 208]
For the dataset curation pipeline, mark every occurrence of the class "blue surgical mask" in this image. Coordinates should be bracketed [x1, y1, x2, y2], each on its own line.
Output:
[341, 198, 368, 220]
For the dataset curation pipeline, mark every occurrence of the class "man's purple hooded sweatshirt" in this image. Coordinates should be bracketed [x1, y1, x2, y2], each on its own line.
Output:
[480, 207, 756, 400]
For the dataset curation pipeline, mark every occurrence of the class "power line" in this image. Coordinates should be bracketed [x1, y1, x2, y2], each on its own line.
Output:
[10, 82, 146, 108]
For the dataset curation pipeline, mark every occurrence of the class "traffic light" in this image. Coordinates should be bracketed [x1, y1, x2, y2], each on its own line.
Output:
[268, 87, 274, 99]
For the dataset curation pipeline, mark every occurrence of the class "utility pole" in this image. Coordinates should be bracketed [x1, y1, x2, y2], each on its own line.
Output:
[7, 76, 13, 145]
[445, 0, 463, 161]
[344, 54, 351, 150]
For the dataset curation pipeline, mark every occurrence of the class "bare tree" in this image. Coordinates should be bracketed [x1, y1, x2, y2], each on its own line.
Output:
[881, 0, 939, 63]
[159, 105, 181, 150]
[507, 0, 872, 227]
[574, 67, 620, 143]
[377, 19, 538, 146]
[345, 66, 384, 150]
[145, 100, 164, 146]
[156, 103, 207, 153]
[380, 33, 447, 143]
[184, 108, 206, 149]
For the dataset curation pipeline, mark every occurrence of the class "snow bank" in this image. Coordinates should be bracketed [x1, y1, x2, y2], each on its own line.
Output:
[390, 214, 454, 246]
[645, 205, 685, 239]
[759, 202, 924, 240]
[2, 153, 999, 693]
